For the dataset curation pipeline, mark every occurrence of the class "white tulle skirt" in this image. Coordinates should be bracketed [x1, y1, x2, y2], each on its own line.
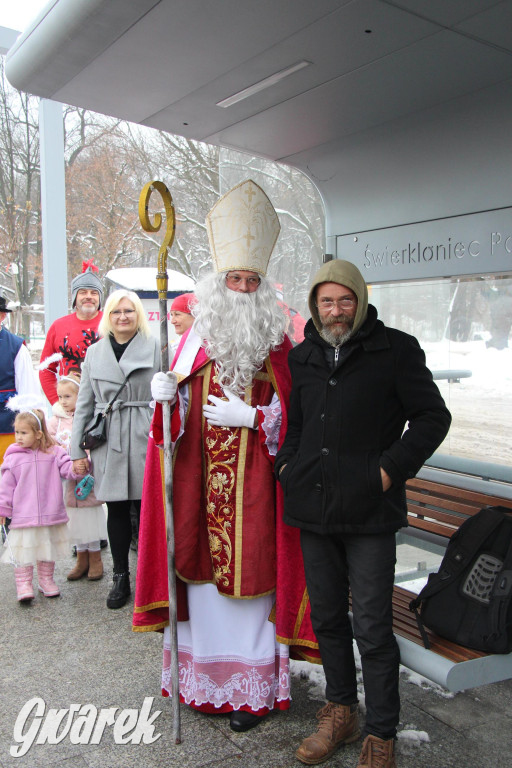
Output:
[67, 504, 107, 546]
[1, 524, 69, 565]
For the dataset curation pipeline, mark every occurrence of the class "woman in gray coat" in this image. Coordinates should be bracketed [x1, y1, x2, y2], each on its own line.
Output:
[71, 289, 159, 609]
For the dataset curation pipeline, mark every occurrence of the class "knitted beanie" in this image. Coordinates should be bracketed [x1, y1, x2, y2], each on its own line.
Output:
[71, 260, 103, 309]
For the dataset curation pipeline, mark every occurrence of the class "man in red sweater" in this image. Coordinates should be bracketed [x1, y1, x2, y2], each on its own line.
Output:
[39, 262, 103, 410]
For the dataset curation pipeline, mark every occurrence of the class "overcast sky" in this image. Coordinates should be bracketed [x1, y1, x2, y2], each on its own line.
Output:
[0, 0, 50, 34]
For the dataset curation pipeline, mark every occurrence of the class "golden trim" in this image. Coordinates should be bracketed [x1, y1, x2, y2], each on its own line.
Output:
[264, 356, 280, 402]
[175, 571, 212, 586]
[276, 633, 320, 650]
[132, 621, 168, 633]
[134, 600, 169, 613]
[234, 388, 251, 596]
[253, 370, 271, 382]
[201, 362, 213, 434]
[175, 570, 275, 599]
[293, 587, 310, 638]
[291, 648, 323, 664]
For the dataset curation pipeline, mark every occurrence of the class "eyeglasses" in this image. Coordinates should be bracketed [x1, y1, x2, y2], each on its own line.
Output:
[110, 309, 136, 317]
[225, 273, 261, 289]
[316, 298, 357, 310]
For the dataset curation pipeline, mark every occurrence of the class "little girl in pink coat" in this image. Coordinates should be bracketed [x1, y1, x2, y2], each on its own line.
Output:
[0, 406, 85, 601]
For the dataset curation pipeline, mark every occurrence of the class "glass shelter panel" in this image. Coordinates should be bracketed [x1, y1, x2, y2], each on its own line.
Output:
[370, 275, 512, 470]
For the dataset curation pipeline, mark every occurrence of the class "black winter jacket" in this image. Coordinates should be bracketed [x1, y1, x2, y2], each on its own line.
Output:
[275, 306, 451, 535]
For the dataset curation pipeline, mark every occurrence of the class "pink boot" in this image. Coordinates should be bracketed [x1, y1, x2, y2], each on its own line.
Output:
[37, 560, 60, 597]
[14, 565, 34, 602]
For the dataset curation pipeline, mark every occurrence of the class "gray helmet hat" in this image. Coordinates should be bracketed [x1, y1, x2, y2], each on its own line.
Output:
[308, 259, 369, 335]
[71, 265, 103, 309]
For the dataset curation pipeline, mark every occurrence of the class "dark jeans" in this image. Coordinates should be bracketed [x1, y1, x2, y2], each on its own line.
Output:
[300, 529, 400, 740]
[106, 500, 141, 573]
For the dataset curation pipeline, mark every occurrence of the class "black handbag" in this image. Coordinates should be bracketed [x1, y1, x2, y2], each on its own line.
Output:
[80, 374, 131, 451]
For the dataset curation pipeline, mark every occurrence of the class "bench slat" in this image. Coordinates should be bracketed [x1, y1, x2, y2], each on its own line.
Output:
[406, 492, 483, 517]
[407, 478, 512, 510]
[404, 515, 458, 538]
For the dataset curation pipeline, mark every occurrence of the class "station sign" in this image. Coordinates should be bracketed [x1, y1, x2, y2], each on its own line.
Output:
[335, 207, 512, 283]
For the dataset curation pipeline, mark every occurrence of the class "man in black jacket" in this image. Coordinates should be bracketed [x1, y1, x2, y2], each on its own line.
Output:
[275, 260, 451, 768]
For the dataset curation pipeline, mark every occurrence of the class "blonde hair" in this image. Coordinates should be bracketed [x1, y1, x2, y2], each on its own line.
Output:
[15, 410, 55, 453]
[57, 371, 81, 391]
[99, 289, 151, 338]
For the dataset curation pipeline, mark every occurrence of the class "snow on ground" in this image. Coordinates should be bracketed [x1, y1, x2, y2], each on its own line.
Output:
[397, 729, 430, 745]
[419, 339, 512, 466]
[399, 668, 455, 699]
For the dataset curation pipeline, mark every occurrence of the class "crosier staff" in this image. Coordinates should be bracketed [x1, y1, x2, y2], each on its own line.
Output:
[138, 181, 181, 744]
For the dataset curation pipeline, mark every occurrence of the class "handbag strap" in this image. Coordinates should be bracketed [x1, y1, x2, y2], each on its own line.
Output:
[103, 372, 133, 416]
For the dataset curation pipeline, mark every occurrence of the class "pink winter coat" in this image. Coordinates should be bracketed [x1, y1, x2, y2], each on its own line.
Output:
[0, 443, 80, 528]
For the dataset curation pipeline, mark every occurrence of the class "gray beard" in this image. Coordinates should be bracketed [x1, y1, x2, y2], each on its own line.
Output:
[320, 325, 353, 347]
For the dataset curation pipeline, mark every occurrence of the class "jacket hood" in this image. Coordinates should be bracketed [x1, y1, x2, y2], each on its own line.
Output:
[308, 260, 368, 335]
[4, 443, 31, 456]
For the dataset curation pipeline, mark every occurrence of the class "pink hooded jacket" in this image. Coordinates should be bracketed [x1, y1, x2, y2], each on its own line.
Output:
[0, 443, 80, 528]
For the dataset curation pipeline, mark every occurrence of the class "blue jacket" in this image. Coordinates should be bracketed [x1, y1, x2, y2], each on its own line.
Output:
[0, 327, 23, 435]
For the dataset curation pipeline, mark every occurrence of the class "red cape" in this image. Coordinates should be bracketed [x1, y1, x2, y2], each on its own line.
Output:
[133, 333, 320, 661]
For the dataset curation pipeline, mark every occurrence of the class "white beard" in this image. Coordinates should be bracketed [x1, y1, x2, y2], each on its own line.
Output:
[193, 274, 286, 395]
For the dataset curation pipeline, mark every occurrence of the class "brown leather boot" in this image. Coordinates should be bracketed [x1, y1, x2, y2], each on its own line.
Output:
[296, 702, 360, 765]
[356, 734, 396, 768]
[87, 550, 104, 581]
[67, 550, 89, 580]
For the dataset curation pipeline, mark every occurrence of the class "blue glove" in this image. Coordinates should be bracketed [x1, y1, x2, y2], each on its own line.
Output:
[75, 474, 95, 500]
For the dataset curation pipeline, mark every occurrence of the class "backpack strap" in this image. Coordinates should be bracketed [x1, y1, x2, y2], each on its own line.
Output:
[409, 506, 506, 649]
[487, 513, 512, 648]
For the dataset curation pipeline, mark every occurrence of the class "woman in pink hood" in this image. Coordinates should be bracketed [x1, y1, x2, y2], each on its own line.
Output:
[0, 407, 85, 602]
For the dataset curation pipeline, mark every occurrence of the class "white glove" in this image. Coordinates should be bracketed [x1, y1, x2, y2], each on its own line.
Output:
[203, 389, 257, 429]
[151, 371, 178, 404]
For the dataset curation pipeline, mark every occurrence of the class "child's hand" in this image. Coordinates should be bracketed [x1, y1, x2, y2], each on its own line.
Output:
[72, 459, 88, 476]
[0, 516, 5, 526]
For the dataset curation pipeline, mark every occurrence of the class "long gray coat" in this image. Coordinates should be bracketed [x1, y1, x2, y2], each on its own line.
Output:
[70, 332, 159, 502]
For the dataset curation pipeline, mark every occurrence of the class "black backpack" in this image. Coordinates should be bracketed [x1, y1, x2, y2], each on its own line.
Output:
[409, 506, 512, 654]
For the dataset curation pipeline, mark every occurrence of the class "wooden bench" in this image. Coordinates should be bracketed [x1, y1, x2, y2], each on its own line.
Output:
[392, 477, 512, 692]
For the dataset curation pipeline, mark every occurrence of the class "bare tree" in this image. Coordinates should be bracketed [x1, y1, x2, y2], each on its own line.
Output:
[123, 125, 220, 278]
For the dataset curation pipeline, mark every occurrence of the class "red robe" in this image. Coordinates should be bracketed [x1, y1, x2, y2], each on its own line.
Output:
[133, 330, 319, 662]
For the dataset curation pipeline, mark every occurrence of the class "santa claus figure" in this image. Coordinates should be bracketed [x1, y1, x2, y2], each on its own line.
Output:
[134, 179, 318, 732]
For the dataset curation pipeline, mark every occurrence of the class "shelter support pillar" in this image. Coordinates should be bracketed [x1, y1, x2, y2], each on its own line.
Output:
[39, 98, 68, 328]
